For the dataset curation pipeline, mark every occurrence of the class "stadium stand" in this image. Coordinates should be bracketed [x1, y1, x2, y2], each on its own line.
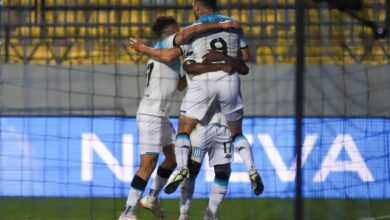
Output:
[0, 0, 389, 64]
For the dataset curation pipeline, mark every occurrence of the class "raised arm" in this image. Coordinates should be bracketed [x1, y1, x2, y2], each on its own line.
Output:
[129, 38, 181, 63]
[174, 20, 240, 45]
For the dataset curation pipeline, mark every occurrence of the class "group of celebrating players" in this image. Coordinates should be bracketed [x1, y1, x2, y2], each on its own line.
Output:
[119, 0, 264, 219]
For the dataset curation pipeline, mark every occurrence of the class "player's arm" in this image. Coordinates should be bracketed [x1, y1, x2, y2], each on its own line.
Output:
[183, 60, 233, 76]
[177, 75, 187, 91]
[174, 20, 240, 45]
[240, 47, 250, 62]
[202, 50, 249, 75]
[228, 58, 249, 75]
[237, 28, 251, 62]
[129, 38, 181, 63]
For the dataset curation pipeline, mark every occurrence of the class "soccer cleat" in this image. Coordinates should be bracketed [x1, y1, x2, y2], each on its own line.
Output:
[164, 167, 190, 194]
[118, 206, 139, 220]
[118, 214, 139, 220]
[139, 196, 165, 218]
[178, 214, 189, 220]
[249, 169, 264, 196]
[202, 208, 218, 220]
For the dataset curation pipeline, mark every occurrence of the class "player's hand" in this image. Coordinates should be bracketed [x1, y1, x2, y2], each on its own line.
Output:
[129, 37, 145, 52]
[202, 50, 227, 63]
[221, 63, 234, 75]
[220, 20, 240, 30]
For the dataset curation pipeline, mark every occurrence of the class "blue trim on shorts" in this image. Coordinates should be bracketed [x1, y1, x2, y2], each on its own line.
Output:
[214, 178, 229, 187]
[144, 152, 160, 155]
[233, 134, 247, 144]
[176, 133, 190, 140]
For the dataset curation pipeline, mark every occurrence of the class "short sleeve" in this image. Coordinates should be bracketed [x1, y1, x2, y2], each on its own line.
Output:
[239, 30, 248, 49]
[180, 44, 193, 57]
[240, 38, 248, 49]
[183, 48, 195, 62]
[172, 30, 194, 56]
[154, 34, 176, 49]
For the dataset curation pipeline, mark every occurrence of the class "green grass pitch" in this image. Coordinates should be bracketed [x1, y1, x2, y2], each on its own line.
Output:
[1, 197, 390, 220]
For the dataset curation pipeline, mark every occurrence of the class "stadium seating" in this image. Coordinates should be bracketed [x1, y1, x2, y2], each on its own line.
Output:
[1, 0, 389, 64]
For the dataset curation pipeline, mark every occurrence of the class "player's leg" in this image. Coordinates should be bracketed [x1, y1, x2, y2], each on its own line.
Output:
[164, 115, 196, 194]
[218, 75, 264, 195]
[227, 116, 264, 196]
[139, 144, 176, 217]
[228, 116, 255, 171]
[203, 163, 231, 220]
[203, 137, 233, 220]
[119, 114, 164, 219]
[174, 80, 215, 170]
[119, 154, 158, 220]
[164, 114, 197, 194]
[166, 83, 212, 194]
[179, 159, 202, 220]
[139, 118, 177, 217]
[175, 114, 198, 169]
[179, 124, 210, 219]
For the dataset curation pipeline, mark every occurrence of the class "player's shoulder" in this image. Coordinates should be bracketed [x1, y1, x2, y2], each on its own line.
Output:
[153, 34, 176, 49]
[194, 13, 232, 24]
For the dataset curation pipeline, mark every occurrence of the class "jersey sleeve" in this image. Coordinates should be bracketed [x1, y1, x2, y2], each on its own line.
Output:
[240, 37, 248, 49]
[172, 28, 194, 56]
[238, 29, 248, 49]
[183, 47, 195, 62]
[179, 43, 193, 57]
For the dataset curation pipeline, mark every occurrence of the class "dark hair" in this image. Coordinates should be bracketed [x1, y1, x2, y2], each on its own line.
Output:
[195, 0, 217, 10]
[151, 16, 177, 38]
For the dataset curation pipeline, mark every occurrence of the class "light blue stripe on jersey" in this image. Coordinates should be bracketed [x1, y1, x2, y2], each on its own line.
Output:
[152, 35, 181, 71]
[194, 13, 232, 24]
[233, 134, 247, 144]
[214, 178, 229, 187]
[193, 13, 244, 38]
[153, 36, 172, 49]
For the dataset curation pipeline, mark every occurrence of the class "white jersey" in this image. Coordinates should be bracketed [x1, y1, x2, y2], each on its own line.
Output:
[137, 34, 181, 118]
[179, 18, 247, 84]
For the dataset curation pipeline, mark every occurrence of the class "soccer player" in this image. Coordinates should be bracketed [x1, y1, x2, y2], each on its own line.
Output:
[119, 16, 241, 220]
[129, 5, 263, 196]
[179, 102, 233, 220]
[165, 0, 264, 197]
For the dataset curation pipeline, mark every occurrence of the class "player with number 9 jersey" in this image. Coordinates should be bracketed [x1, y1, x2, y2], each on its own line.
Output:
[178, 16, 247, 122]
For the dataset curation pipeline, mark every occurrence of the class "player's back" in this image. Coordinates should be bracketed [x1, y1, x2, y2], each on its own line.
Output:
[188, 29, 241, 80]
[192, 30, 240, 60]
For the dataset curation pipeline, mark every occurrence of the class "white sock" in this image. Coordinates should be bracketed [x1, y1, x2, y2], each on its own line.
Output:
[175, 133, 191, 168]
[233, 134, 256, 172]
[207, 178, 228, 217]
[148, 171, 170, 200]
[180, 177, 196, 216]
[124, 187, 144, 216]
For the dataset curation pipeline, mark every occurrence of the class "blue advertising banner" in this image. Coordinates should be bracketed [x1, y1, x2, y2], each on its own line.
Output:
[0, 117, 389, 198]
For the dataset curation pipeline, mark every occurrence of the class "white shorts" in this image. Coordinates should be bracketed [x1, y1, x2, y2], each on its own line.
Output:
[137, 113, 175, 155]
[190, 123, 233, 167]
[181, 73, 243, 122]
